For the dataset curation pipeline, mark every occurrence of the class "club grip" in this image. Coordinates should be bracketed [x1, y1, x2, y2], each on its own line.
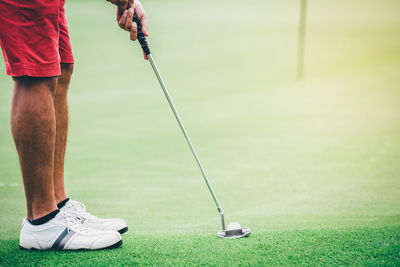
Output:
[133, 14, 150, 55]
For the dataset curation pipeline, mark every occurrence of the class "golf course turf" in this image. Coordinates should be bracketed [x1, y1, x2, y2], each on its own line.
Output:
[1, 0, 400, 265]
[1, 227, 399, 266]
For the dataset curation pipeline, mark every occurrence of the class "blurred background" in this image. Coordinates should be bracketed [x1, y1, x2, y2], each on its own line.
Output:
[1, 0, 400, 239]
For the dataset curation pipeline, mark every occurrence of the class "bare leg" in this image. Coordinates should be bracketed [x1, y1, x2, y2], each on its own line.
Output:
[53, 63, 74, 203]
[11, 76, 59, 220]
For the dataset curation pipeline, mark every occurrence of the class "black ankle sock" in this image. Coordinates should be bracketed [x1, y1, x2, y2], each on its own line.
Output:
[28, 209, 60, 225]
[57, 198, 70, 209]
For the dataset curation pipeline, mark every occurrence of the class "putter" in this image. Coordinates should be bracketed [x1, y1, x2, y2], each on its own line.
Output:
[132, 14, 251, 239]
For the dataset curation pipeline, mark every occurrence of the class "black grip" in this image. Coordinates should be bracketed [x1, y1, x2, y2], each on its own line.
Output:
[133, 14, 151, 55]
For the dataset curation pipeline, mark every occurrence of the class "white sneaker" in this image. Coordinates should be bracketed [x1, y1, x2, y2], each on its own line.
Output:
[19, 211, 122, 250]
[60, 200, 128, 234]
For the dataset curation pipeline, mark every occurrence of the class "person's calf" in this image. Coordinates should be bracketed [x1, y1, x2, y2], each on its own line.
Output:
[53, 63, 74, 203]
[12, 76, 59, 220]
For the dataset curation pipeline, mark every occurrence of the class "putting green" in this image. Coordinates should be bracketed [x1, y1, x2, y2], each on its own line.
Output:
[1, 0, 399, 265]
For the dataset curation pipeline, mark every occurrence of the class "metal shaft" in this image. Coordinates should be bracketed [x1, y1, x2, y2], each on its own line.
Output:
[148, 54, 226, 231]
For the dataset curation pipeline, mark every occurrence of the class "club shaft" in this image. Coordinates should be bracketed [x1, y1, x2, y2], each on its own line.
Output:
[148, 54, 226, 230]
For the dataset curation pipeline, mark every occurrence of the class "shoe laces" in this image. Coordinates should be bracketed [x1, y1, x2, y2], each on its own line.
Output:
[60, 211, 90, 233]
[65, 200, 98, 220]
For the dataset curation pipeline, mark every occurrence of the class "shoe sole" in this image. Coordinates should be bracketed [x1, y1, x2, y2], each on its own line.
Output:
[118, 227, 128, 234]
[19, 240, 123, 251]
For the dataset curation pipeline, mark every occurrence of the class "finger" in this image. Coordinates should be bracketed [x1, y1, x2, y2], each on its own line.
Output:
[129, 0, 135, 9]
[125, 7, 133, 31]
[143, 51, 148, 60]
[130, 22, 138, 41]
[140, 13, 149, 36]
[135, 1, 149, 36]
[118, 9, 128, 29]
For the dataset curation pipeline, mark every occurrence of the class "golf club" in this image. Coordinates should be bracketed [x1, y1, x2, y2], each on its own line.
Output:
[132, 14, 251, 239]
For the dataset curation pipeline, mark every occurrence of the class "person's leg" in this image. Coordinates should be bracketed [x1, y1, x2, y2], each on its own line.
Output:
[11, 76, 59, 220]
[11, 74, 122, 252]
[53, 63, 74, 203]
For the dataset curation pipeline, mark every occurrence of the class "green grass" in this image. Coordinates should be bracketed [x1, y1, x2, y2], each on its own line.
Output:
[1, 227, 400, 266]
[1, 0, 400, 265]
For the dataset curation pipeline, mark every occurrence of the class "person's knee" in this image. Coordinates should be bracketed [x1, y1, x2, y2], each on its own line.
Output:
[59, 63, 74, 85]
[55, 64, 73, 99]
[13, 76, 58, 96]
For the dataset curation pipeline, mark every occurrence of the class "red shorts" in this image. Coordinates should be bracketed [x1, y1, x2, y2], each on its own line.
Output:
[0, 0, 74, 77]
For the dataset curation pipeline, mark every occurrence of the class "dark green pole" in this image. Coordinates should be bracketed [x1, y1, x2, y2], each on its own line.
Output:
[297, 0, 307, 79]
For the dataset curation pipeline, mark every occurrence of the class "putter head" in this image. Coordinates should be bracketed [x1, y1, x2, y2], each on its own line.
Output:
[217, 222, 251, 239]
